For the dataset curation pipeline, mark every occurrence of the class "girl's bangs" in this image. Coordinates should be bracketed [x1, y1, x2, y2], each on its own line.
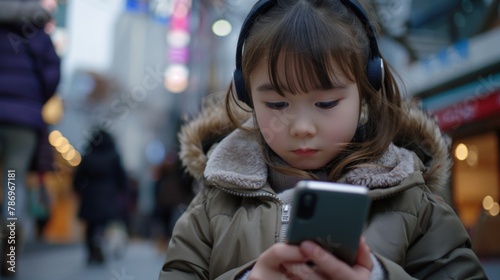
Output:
[268, 44, 356, 96]
[266, 10, 361, 96]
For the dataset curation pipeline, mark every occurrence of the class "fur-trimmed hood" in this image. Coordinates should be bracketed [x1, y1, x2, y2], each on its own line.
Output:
[179, 93, 451, 197]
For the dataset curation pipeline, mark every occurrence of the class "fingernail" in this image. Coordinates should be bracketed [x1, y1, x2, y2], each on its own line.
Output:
[301, 241, 315, 254]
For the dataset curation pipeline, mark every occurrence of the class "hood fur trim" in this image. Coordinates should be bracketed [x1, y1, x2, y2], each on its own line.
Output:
[204, 128, 267, 189]
[346, 144, 419, 188]
[395, 101, 452, 192]
[178, 92, 250, 180]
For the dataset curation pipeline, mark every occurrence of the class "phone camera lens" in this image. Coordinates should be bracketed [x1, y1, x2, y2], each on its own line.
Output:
[297, 192, 316, 219]
[303, 194, 314, 207]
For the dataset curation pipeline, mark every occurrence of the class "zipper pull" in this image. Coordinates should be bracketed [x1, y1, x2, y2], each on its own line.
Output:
[282, 204, 291, 223]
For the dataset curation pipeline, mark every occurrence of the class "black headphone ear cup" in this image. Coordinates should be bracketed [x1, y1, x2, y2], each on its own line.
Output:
[233, 0, 274, 109]
[233, 69, 252, 107]
[366, 56, 383, 91]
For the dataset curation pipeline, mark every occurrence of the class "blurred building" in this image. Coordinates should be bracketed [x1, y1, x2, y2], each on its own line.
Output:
[376, 0, 500, 257]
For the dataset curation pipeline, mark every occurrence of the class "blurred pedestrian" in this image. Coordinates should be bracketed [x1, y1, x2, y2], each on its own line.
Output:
[0, 0, 60, 277]
[72, 128, 128, 265]
[152, 153, 194, 252]
[28, 172, 51, 239]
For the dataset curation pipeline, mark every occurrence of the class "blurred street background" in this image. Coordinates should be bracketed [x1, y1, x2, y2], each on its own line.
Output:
[1, 0, 500, 279]
[18, 239, 165, 280]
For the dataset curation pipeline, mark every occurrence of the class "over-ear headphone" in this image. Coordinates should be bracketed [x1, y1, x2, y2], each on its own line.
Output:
[233, 0, 383, 108]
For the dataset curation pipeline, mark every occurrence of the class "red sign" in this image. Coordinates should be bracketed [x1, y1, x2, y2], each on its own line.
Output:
[433, 89, 500, 131]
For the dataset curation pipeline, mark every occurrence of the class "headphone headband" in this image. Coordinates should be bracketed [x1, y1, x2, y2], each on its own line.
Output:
[235, 0, 275, 74]
[234, 0, 383, 107]
[339, 0, 381, 59]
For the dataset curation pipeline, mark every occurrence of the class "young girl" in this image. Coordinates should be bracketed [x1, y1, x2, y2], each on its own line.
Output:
[159, 0, 487, 279]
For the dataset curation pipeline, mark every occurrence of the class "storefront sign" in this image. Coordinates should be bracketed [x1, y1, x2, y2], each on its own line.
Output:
[433, 89, 500, 131]
[126, 0, 149, 13]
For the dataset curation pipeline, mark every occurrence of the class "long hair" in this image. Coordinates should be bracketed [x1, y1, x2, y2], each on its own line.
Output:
[225, 0, 405, 180]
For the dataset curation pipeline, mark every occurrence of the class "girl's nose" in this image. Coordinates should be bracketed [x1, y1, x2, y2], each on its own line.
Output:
[289, 116, 316, 138]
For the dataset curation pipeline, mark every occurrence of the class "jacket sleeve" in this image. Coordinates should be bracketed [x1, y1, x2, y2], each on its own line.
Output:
[159, 189, 213, 279]
[381, 192, 487, 279]
[158, 188, 258, 280]
[38, 32, 60, 103]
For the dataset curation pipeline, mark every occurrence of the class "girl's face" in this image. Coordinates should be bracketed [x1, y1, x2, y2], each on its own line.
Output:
[250, 58, 360, 170]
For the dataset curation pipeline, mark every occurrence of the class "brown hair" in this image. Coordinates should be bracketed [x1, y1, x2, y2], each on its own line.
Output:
[225, 0, 405, 181]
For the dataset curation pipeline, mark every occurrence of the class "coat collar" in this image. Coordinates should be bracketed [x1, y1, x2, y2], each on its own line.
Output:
[204, 128, 267, 190]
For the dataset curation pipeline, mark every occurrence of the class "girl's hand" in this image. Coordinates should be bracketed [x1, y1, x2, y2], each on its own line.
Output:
[248, 237, 373, 280]
[248, 242, 309, 279]
[298, 237, 373, 280]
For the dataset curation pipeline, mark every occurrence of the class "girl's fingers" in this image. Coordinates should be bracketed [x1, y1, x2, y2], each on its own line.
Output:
[282, 263, 317, 280]
[299, 241, 351, 275]
[250, 243, 309, 279]
[252, 241, 374, 280]
[356, 237, 374, 271]
[299, 240, 373, 279]
[258, 243, 307, 268]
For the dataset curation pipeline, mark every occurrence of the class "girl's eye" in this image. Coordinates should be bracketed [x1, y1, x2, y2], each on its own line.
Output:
[315, 100, 339, 109]
[265, 102, 288, 110]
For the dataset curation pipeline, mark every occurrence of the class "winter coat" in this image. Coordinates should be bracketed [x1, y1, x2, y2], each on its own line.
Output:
[73, 131, 127, 223]
[159, 98, 487, 280]
[0, 0, 60, 132]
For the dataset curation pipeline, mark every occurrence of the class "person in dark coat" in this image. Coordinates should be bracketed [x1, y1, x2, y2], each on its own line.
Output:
[73, 129, 128, 264]
[0, 0, 60, 277]
[152, 154, 195, 251]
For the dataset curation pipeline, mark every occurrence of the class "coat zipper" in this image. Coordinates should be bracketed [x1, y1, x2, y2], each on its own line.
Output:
[213, 184, 286, 242]
[281, 204, 291, 223]
[213, 183, 282, 202]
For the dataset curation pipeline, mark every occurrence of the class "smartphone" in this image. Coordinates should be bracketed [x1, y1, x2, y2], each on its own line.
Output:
[286, 180, 371, 266]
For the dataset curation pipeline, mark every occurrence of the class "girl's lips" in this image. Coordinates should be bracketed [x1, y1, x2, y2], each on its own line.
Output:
[292, 149, 318, 156]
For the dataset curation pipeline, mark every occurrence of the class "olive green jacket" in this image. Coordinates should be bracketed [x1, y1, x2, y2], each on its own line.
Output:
[159, 100, 487, 279]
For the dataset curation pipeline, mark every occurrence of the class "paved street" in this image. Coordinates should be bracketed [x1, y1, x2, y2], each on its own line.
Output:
[15, 239, 165, 280]
[12, 239, 500, 280]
